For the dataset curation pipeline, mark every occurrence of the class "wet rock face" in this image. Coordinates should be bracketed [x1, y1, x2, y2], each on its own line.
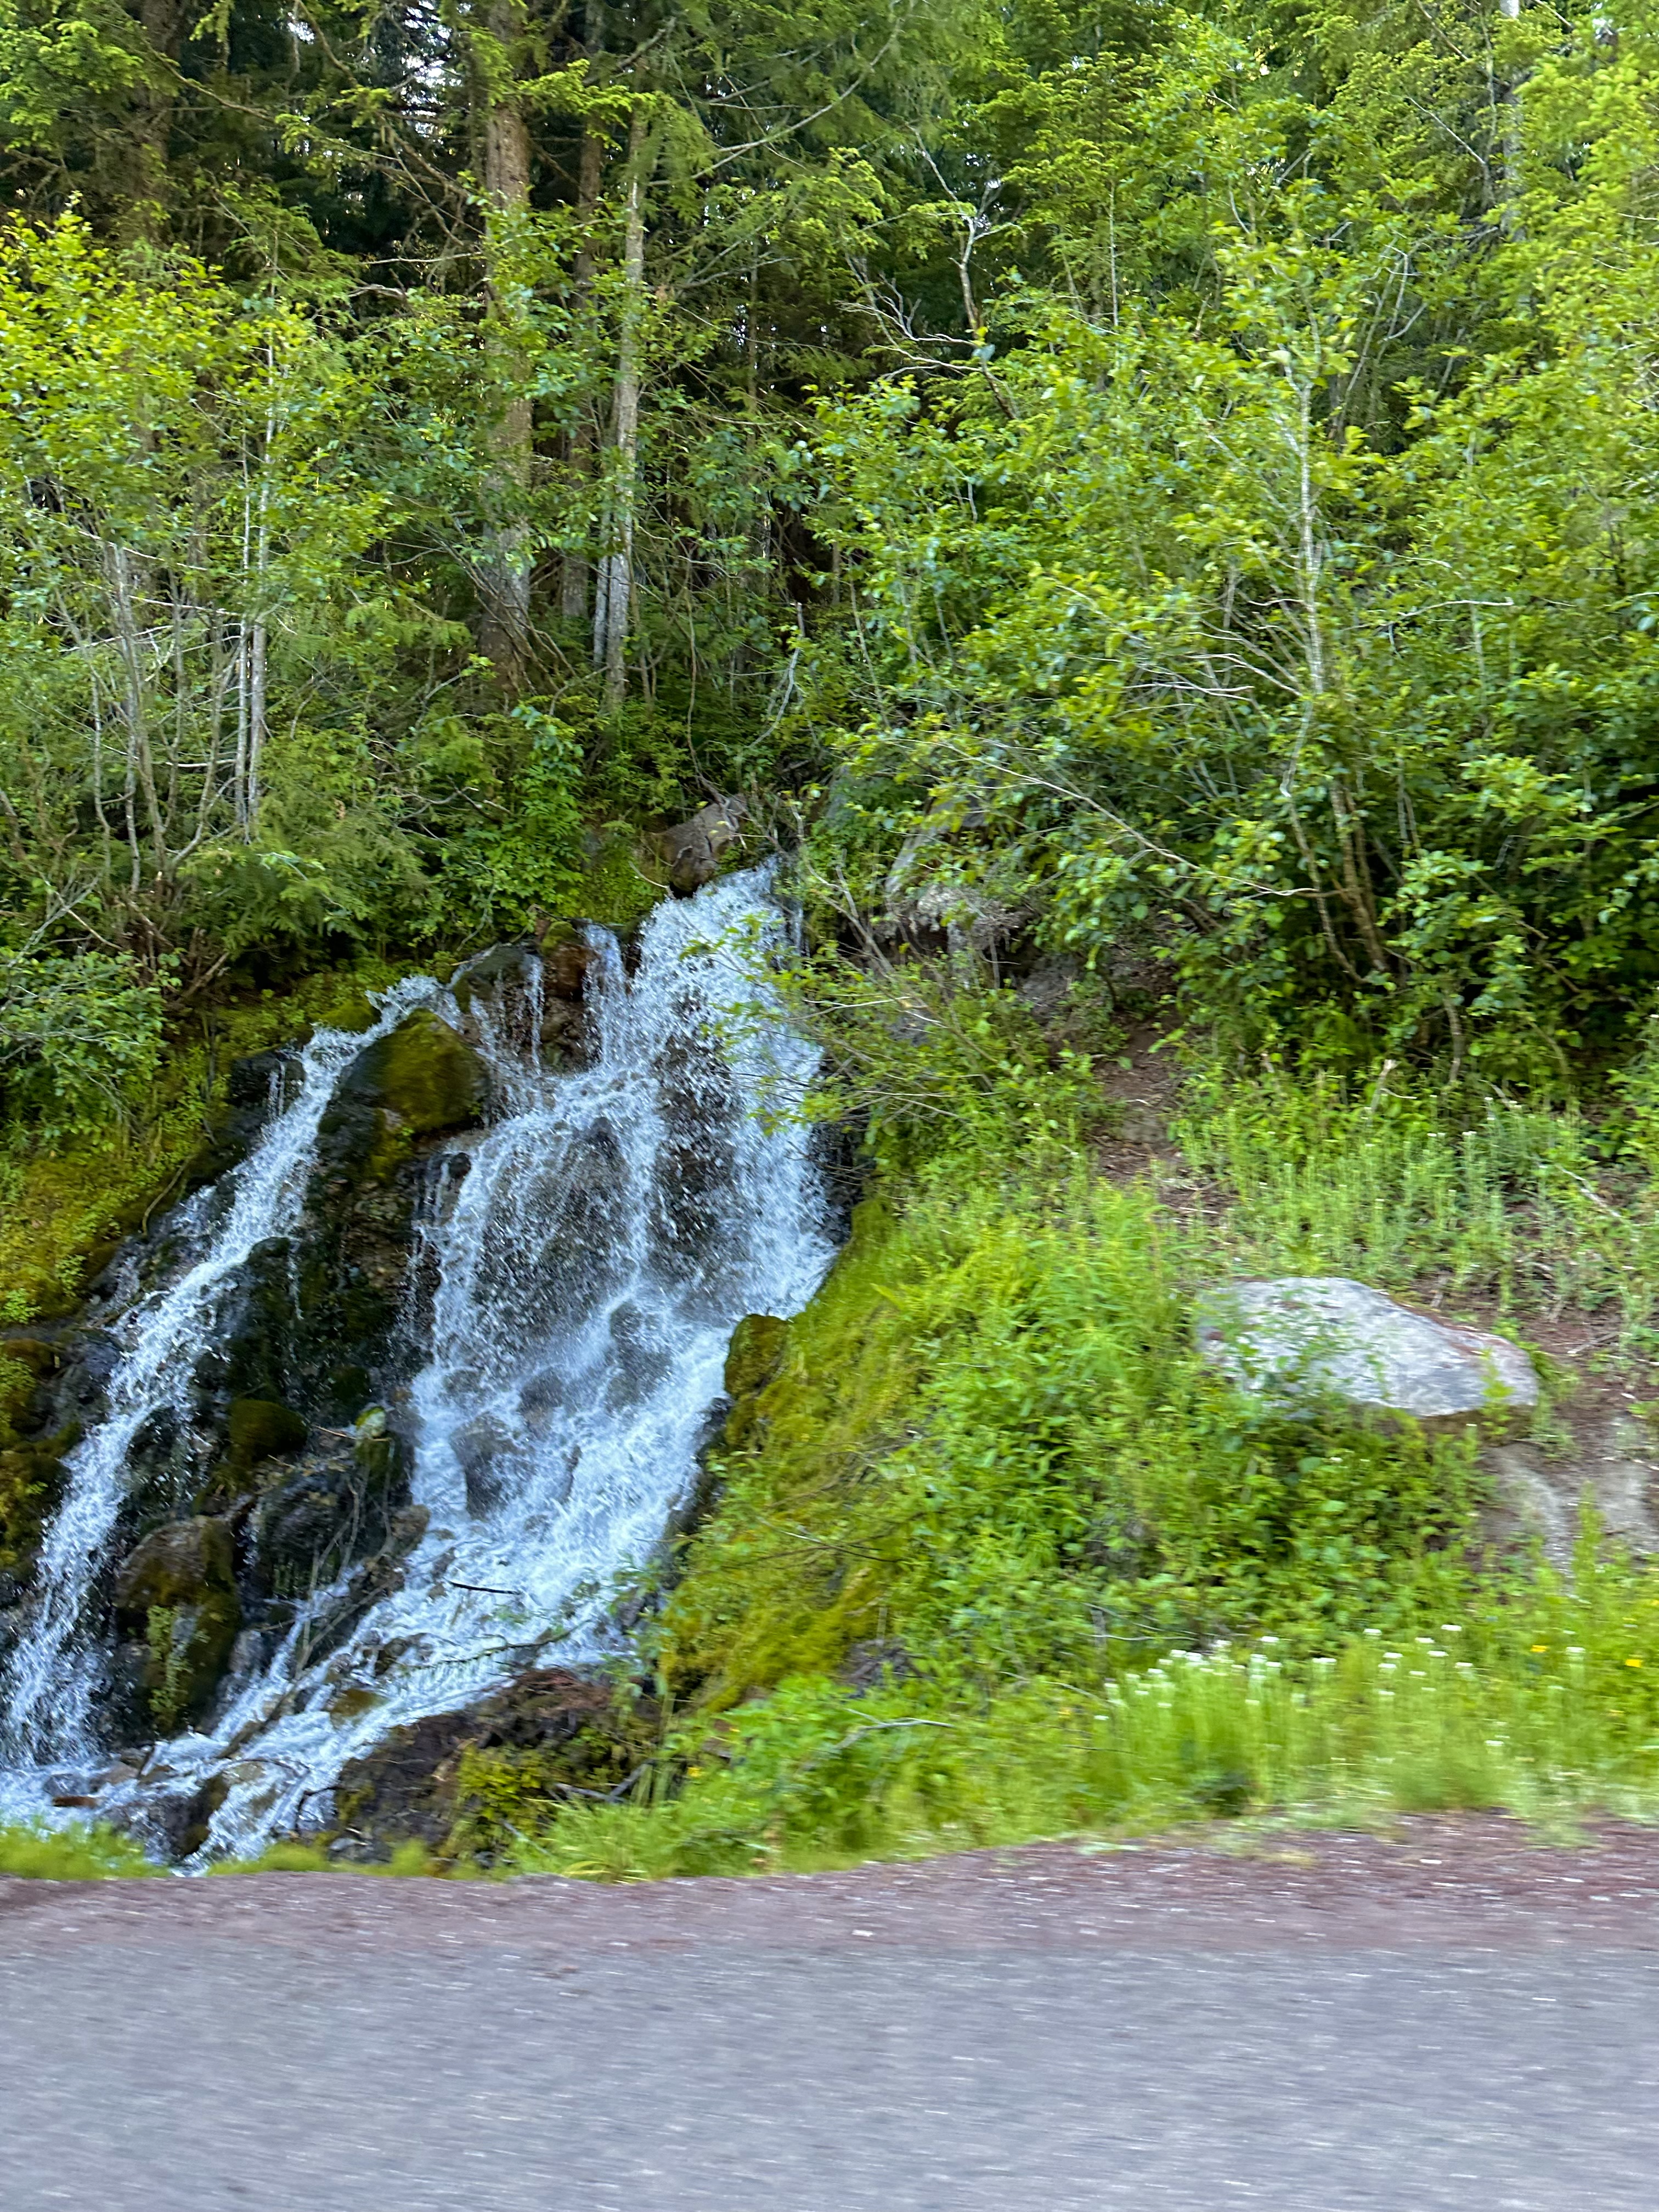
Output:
[329, 1667, 658, 1862]
[109, 1517, 241, 1734]
[250, 1420, 409, 1602]
[7, 964, 584, 1767]
[290, 1007, 492, 1420]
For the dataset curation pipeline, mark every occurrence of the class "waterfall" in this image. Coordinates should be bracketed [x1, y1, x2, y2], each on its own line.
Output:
[0, 868, 832, 1858]
[0, 974, 436, 1782]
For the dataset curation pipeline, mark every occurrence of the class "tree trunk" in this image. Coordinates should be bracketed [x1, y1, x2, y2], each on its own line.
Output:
[561, 119, 605, 627]
[478, 0, 534, 693]
[595, 101, 648, 710]
[128, 0, 187, 229]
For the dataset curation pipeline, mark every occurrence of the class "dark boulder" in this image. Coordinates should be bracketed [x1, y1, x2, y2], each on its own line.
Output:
[329, 1668, 658, 1863]
[225, 1396, 309, 1473]
[110, 1516, 241, 1732]
[249, 1417, 410, 1604]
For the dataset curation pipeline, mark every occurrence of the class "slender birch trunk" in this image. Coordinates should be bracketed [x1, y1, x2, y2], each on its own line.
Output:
[479, 0, 534, 692]
[562, 119, 605, 626]
[595, 100, 648, 710]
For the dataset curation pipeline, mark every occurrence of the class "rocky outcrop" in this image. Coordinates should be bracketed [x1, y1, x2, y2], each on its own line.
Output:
[720, 1313, 789, 1448]
[1485, 1409, 1659, 1565]
[1190, 1274, 1659, 1568]
[109, 1517, 241, 1733]
[328, 1667, 659, 1863]
[0, 1336, 71, 1596]
[2, 969, 575, 1760]
[1195, 1277, 1539, 1423]
[653, 797, 748, 896]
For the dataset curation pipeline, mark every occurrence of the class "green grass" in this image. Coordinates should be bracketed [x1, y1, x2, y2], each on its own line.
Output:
[658, 1158, 1493, 1708]
[207, 1838, 443, 1876]
[0, 1820, 160, 1879]
[1178, 1064, 1659, 1345]
[507, 1550, 1659, 1881]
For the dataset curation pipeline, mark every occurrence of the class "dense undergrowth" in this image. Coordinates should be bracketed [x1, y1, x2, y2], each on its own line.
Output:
[432, 1044, 1659, 1883]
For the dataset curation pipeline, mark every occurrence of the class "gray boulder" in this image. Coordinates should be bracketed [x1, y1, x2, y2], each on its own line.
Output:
[1195, 1276, 1537, 1422]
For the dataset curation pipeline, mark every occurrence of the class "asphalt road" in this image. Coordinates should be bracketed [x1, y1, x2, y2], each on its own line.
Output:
[3, 1818, 1656, 2212]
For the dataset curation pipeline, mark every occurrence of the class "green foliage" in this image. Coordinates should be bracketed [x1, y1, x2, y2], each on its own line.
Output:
[795, 4, 1659, 1079]
[776, 940, 1107, 1170]
[144, 1605, 188, 1736]
[0, 950, 167, 1137]
[207, 1838, 438, 1875]
[1180, 1064, 1659, 1348]
[0, 1818, 157, 1878]
[661, 1150, 1492, 1708]
[511, 1552, 1659, 1881]
[568, 832, 661, 932]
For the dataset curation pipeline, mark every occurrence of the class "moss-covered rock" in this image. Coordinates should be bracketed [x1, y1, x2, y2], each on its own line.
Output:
[110, 1516, 241, 1730]
[357, 1007, 488, 1138]
[0, 1340, 69, 1584]
[724, 1312, 788, 1397]
[329, 1667, 658, 1863]
[660, 1197, 910, 1703]
[225, 1396, 309, 1472]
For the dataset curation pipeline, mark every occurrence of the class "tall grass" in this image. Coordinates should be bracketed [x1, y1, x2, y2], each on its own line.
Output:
[0, 1820, 159, 1879]
[1179, 1069, 1659, 1341]
[504, 1610, 1659, 1884]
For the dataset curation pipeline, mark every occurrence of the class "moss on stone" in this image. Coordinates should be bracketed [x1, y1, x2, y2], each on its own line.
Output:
[567, 834, 661, 930]
[225, 1396, 308, 1471]
[724, 1313, 789, 1402]
[112, 1517, 241, 1726]
[0, 954, 408, 1324]
[661, 1197, 916, 1703]
[0, 1348, 65, 1577]
[360, 1008, 488, 1135]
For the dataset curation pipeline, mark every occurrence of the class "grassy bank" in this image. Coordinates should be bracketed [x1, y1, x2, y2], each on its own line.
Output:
[9, 1560, 1659, 1882]
[506, 1568, 1659, 1881]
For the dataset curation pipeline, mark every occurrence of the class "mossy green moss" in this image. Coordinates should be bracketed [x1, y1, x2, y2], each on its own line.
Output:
[0, 955, 407, 1323]
[112, 1517, 241, 1727]
[661, 1197, 923, 1701]
[225, 1397, 309, 1472]
[0, 1347, 64, 1577]
[356, 1007, 487, 1137]
[0, 1820, 159, 1878]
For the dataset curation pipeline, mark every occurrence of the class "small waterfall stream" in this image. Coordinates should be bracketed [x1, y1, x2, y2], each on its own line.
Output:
[0, 869, 832, 1859]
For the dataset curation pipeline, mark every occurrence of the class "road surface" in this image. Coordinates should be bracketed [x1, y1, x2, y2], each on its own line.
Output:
[2, 1815, 1655, 2211]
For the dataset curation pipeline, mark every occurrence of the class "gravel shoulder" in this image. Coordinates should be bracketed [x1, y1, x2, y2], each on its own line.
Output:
[5, 1809, 1659, 1954]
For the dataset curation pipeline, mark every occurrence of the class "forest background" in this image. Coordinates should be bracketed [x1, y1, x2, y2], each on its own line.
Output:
[13, 0, 1659, 1870]
[10, 0, 1659, 1122]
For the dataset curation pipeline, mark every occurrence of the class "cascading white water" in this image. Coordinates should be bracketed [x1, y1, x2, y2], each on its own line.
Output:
[0, 975, 437, 1799]
[0, 868, 832, 1857]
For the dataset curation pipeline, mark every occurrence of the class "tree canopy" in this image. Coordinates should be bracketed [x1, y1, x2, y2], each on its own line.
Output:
[4, 0, 1659, 1121]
